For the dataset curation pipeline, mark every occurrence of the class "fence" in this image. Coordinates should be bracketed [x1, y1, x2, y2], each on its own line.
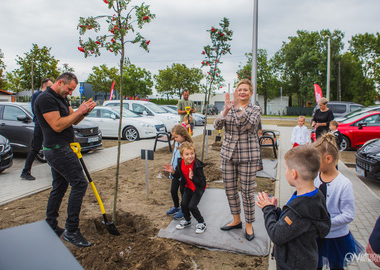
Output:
[286, 106, 314, 116]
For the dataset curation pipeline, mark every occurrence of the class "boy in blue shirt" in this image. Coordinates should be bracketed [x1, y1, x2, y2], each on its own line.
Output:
[256, 145, 331, 270]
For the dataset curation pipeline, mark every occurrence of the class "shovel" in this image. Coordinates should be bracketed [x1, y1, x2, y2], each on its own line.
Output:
[215, 130, 222, 142]
[70, 142, 120, 236]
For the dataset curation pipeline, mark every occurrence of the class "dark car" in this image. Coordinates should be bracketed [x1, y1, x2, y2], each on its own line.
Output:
[202, 104, 218, 115]
[0, 134, 13, 172]
[355, 138, 380, 182]
[0, 102, 102, 162]
[312, 101, 363, 119]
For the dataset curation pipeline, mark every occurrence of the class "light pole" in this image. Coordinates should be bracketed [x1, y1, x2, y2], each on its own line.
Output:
[326, 37, 331, 101]
[251, 0, 258, 104]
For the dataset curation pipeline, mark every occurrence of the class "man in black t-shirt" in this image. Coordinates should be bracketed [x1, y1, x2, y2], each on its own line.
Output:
[34, 72, 96, 247]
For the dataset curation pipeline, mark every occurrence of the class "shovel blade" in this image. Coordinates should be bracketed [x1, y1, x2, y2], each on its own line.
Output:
[102, 221, 121, 235]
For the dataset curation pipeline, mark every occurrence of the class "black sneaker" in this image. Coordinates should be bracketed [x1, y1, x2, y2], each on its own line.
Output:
[54, 226, 65, 237]
[20, 172, 36, 181]
[61, 229, 92, 247]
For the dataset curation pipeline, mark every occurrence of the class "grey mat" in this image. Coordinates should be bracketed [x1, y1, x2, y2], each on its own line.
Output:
[257, 159, 278, 179]
[0, 221, 83, 270]
[158, 189, 270, 256]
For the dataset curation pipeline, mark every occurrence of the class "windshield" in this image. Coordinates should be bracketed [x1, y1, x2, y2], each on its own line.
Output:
[340, 113, 370, 124]
[162, 106, 177, 113]
[145, 102, 167, 113]
[18, 103, 33, 115]
[110, 108, 141, 118]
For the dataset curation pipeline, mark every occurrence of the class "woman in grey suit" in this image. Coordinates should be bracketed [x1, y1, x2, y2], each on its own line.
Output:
[214, 79, 261, 241]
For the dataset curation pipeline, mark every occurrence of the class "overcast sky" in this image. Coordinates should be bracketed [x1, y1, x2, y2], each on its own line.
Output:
[1, 0, 379, 94]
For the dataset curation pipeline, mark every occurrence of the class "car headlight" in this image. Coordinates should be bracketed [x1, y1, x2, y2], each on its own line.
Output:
[139, 123, 153, 128]
[166, 115, 176, 121]
[5, 139, 11, 151]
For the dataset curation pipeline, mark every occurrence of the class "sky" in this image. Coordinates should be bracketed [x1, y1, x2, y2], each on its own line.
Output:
[1, 0, 379, 95]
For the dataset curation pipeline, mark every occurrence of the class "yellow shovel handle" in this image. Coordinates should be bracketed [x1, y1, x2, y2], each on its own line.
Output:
[90, 182, 106, 215]
[70, 142, 82, 159]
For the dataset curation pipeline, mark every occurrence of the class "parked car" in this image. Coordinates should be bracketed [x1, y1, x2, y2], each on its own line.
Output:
[87, 107, 166, 141]
[332, 111, 380, 151]
[355, 138, 380, 182]
[0, 102, 102, 161]
[202, 104, 219, 115]
[103, 100, 179, 132]
[159, 105, 205, 126]
[312, 101, 363, 119]
[0, 134, 13, 172]
[334, 105, 380, 122]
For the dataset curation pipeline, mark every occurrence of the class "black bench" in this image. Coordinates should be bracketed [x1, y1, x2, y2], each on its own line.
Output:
[259, 130, 278, 159]
[153, 132, 172, 152]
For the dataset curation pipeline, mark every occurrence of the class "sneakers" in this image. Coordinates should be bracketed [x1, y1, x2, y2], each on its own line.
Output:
[176, 219, 191, 230]
[54, 226, 65, 237]
[20, 172, 36, 181]
[195, 223, 207, 234]
[166, 207, 179, 216]
[173, 209, 184, 220]
[61, 229, 92, 247]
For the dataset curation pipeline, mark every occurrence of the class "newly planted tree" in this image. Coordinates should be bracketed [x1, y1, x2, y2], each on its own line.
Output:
[77, 0, 155, 223]
[200, 17, 233, 161]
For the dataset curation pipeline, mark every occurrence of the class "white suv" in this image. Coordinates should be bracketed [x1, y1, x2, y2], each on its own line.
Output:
[103, 100, 180, 132]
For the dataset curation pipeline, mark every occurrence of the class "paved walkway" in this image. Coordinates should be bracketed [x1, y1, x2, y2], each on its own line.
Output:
[269, 126, 380, 270]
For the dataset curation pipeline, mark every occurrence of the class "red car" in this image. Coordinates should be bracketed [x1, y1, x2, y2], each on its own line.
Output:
[338, 111, 380, 150]
[310, 111, 380, 150]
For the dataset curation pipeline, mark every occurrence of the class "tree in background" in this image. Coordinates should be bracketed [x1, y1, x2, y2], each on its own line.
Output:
[77, 0, 155, 222]
[122, 63, 153, 98]
[236, 50, 280, 114]
[273, 29, 344, 106]
[0, 49, 6, 89]
[200, 17, 233, 161]
[154, 63, 204, 99]
[8, 44, 61, 92]
[86, 63, 153, 98]
[348, 33, 380, 105]
[86, 64, 119, 93]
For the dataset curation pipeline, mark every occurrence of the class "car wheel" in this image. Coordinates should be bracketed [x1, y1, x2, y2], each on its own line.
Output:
[123, 126, 140, 141]
[36, 149, 47, 163]
[341, 136, 351, 151]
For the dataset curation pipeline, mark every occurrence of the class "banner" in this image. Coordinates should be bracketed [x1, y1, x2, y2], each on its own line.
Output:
[109, 81, 115, 100]
[314, 84, 323, 103]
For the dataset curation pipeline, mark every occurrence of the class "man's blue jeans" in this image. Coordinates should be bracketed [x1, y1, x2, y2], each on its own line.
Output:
[44, 145, 88, 232]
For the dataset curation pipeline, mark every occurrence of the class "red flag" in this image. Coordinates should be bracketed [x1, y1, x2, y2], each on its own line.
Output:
[109, 81, 115, 100]
[314, 84, 323, 103]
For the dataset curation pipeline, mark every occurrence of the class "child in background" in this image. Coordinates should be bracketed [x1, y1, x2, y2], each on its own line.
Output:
[329, 120, 343, 150]
[163, 142, 207, 234]
[182, 115, 193, 136]
[291, 115, 309, 147]
[314, 133, 363, 269]
[164, 125, 193, 220]
[256, 144, 331, 270]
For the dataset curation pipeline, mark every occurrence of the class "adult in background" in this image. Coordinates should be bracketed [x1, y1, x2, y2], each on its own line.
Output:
[312, 97, 334, 139]
[34, 72, 96, 247]
[177, 90, 196, 131]
[214, 79, 262, 241]
[20, 78, 54, 180]
[367, 216, 380, 267]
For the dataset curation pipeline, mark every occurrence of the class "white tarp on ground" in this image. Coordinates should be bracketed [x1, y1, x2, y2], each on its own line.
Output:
[158, 189, 270, 256]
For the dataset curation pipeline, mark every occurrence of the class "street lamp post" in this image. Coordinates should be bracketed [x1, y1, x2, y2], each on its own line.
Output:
[326, 37, 331, 101]
[251, 0, 258, 104]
